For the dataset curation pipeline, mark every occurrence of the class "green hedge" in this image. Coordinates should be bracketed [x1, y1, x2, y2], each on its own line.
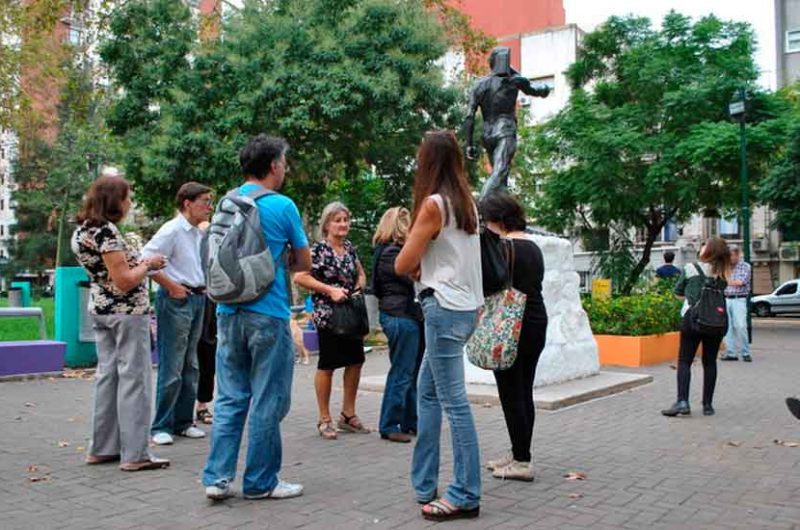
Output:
[583, 292, 682, 336]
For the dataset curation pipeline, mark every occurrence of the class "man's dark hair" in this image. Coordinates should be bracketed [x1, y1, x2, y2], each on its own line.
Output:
[479, 191, 527, 232]
[663, 251, 675, 263]
[176, 182, 212, 211]
[239, 134, 289, 179]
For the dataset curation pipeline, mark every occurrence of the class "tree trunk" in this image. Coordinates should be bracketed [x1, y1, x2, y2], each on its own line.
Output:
[620, 223, 664, 295]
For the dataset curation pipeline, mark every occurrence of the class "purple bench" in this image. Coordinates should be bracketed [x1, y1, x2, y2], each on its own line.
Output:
[0, 340, 66, 378]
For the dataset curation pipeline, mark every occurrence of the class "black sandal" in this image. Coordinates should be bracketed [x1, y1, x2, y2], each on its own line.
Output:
[421, 498, 480, 521]
[337, 412, 370, 434]
[197, 409, 213, 425]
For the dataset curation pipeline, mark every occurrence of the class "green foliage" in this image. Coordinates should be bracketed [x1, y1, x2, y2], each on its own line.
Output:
[519, 12, 787, 294]
[760, 120, 800, 238]
[583, 290, 682, 336]
[101, 0, 462, 229]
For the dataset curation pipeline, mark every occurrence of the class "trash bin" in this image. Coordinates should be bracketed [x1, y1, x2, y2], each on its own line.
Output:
[10, 281, 31, 307]
[8, 287, 22, 307]
[55, 267, 97, 367]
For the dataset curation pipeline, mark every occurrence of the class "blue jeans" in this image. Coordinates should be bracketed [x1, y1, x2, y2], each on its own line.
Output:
[411, 296, 480, 509]
[379, 313, 423, 435]
[202, 310, 294, 496]
[151, 289, 205, 435]
[724, 298, 751, 358]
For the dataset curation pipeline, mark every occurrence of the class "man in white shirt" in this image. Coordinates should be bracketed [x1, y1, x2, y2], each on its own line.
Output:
[143, 182, 213, 445]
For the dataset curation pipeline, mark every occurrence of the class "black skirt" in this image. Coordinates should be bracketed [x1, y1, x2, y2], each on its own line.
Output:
[317, 328, 365, 370]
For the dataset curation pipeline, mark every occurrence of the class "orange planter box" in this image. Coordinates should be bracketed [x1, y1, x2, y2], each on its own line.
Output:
[595, 332, 680, 367]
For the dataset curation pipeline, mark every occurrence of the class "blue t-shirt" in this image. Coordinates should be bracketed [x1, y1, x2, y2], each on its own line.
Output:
[656, 264, 681, 279]
[217, 183, 308, 320]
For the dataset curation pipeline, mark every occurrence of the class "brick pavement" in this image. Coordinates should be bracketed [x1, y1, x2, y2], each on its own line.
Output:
[0, 319, 799, 529]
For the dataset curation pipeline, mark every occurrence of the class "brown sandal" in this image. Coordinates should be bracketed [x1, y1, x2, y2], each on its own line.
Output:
[119, 457, 170, 472]
[85, 454, 120, 465]
[317, 419, 338, 440]
[421, 498, 480, 522]
[337, 412, 370, 434]
[197, 408, 213, 425]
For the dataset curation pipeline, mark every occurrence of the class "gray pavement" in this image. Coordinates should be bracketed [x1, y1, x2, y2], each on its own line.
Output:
[1, 318, 799, 529]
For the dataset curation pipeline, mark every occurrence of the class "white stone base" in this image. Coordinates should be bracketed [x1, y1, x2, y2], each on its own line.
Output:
[465, 234, 599, 388]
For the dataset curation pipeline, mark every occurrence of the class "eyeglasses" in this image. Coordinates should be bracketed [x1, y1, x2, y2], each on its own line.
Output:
[196, 198, 214, 207]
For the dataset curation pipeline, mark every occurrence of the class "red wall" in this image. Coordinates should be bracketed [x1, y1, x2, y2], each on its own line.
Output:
[455, 0, 565, 70]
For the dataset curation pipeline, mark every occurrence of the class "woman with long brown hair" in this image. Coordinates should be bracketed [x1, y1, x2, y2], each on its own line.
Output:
[662, 237, 731, 417]
[71, 171, 170, 471]
[396, 130, 483, 522]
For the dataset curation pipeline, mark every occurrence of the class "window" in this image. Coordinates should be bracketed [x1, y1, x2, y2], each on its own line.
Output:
[776, 283, 798, 296]
[719, 216, 740, 239]
[663, 220, 678, 242]
[787, 30, 800, 53]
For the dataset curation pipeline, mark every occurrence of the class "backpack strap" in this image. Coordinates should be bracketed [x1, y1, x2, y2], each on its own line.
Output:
[244, 186, 275, 201]
[692, 263, 705, 278]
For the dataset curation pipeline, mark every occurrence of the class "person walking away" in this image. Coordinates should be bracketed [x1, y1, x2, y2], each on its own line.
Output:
[294, 202, 369, 440]
[662, 237, 731, 417]
[480, 192, 547, 482]
[143, 182, 213, 445]
[721, 245, 752, 362]
[71, 171, 170, 471]
[372, 207, 424, 444]
[656, 251, 681, 280]
[396, 130, 484, 522]
[202, 134, 310, 500]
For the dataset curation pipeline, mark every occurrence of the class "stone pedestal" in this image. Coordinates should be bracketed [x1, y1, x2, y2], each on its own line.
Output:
[464, 234, 599, 388]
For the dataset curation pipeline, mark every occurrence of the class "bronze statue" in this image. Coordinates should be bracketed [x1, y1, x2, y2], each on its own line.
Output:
[464, 47, 550, 198]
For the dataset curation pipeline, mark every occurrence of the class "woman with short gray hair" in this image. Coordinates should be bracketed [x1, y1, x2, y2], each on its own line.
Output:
[294, 201, 368, 440]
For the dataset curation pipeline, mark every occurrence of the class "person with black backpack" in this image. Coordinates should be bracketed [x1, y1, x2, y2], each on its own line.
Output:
[662, 237, 731, 418]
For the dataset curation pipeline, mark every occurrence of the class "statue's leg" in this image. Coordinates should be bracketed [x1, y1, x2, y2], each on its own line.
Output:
[480, 135, 517, 198]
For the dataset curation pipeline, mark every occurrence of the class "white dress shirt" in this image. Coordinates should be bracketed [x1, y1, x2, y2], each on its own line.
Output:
[142, 213, 205, 288]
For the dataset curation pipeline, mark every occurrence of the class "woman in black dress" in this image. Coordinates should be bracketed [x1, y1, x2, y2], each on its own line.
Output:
[480, 192, 548, 482]
[294, 202, 368, 440]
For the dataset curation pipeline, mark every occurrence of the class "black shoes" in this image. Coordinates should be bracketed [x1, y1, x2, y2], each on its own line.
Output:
[787, 397, 800, 420]
[702, 404, 715, 416]
[661, 401, 691, 417]
[720, 355, 738, 361]
[742, 355, 752, 362]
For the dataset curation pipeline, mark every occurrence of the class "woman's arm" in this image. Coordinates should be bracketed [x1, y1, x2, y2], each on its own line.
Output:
[356, 259, 367, 290]
[395, 198, 441, 276]
[293, 272, 347, 303]
[102, 252, 164, 294]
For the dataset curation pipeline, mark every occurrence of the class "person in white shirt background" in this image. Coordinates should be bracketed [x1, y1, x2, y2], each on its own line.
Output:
[143, 182, 214, 445]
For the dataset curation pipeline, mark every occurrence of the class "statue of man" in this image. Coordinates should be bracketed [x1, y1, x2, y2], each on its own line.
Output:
[464, 47, 551, 198]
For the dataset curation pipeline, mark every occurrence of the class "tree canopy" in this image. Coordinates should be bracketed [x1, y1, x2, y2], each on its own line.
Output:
[520, 12, 788, 293]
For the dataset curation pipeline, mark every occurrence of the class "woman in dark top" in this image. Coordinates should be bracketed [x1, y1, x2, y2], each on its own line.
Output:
[480, 192, 547, 482]
[372, 207, 424, 444]
[662, 237, 731, 417]
[294, 201, 368, 440]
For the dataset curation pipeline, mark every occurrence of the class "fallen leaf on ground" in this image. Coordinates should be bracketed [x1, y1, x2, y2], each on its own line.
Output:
[725, 441, 742, 447]
[773, 439, 799, 447]
[75, 446, 85, 453]
[669, 364, 677, 370]
[568, 493, 583, 499]
[67, 417, 76, 423]
[57, 441, 69, 448]
[29, 476, 49, 483]
[482, 403, 493, 408]
[24, 402, 36, 407]
[14, 416, 22, 421]
[27, 465, 38, 473]
[563, 472, 587, 481]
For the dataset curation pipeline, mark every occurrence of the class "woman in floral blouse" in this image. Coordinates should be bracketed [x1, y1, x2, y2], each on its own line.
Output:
[71, 172, 170, 472]
[294, 201, 368, 440]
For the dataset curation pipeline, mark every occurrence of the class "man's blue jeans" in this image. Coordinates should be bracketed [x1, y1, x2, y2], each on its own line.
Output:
[411, 296, 480, 509]
[202, 310, 294, 496]
[379, 313, 423, 435]
[151, 289, 205, 435]
[724, 297, 751, 358]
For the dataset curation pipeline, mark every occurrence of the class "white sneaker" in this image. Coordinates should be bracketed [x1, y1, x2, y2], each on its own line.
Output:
[151, 432, 174, 445]
[205, 483, 232, 500]
[492, 460, 534, 482]
[486, 451, 513, 471]
[179, 426, 206, 439]
[244, 480, 303, 500]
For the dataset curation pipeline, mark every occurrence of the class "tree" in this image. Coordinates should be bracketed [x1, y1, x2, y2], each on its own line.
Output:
[520, 13, 787, 294]
[100, 0, 472, 233]
[760, 122, 800, 240]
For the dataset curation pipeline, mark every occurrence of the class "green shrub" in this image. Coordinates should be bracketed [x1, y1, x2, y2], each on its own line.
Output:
[583, 291, 682, 336]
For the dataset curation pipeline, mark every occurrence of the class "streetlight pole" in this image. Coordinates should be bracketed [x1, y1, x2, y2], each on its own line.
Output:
[729, 86, 752, 343]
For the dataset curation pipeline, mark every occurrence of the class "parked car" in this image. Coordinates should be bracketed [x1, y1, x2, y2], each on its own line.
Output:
[751, 279, 800, 317]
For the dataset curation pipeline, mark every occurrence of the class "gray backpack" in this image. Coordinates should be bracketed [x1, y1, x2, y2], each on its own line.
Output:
[205, 186, 278, 304]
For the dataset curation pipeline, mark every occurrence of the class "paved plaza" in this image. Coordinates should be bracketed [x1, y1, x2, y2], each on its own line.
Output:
[1, 319, 798, 529]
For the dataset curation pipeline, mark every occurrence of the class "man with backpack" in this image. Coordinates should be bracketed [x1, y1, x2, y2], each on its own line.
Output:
[143, 182, 214, 445]
[202, 135, 311, 501]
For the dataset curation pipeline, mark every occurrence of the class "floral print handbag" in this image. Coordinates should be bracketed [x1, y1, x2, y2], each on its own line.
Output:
[466, 240, 527, 371]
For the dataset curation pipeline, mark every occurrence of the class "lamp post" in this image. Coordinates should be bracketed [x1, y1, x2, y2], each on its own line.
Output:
[729, 87, 752, 342]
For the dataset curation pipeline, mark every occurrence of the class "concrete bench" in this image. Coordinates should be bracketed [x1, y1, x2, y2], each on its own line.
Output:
[0, 307, 47, 340]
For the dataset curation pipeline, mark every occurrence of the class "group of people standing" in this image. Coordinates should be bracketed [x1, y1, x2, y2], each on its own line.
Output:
[70, 130, 550, 522]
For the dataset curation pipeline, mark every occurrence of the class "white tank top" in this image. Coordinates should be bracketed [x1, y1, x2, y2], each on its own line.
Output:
[418, 194, 484, 311]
